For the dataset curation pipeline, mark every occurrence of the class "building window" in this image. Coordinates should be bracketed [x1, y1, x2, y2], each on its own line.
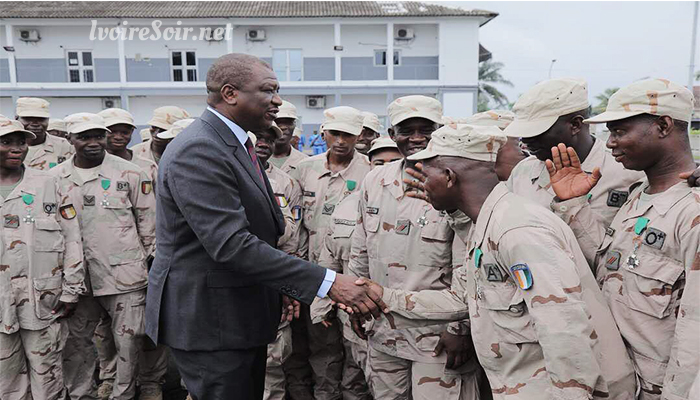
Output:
[66, 50, 95, 82]
[171, 50, 197, 82]
[272, 49, 303, 81]
[374, 50, 401, 66]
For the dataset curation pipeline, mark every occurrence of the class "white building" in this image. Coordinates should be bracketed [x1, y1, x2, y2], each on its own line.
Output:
[0, 1, 496, 145]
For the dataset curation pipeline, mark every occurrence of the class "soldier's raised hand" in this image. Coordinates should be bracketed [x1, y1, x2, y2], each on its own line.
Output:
[403, 162, 430, 202]
[545, 143, 601, 201]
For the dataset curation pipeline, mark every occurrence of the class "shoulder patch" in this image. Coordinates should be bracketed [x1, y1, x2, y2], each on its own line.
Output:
[141, 181, 153, 195]
[292, 205, 302, 221]
[510, 264, 533, 290]
[605, 250, 621, 270]
[59, 205, 77, 220]
[276, 195, 289, 208]
[607, 189, 629, 208]
[485, 264, 506, 282]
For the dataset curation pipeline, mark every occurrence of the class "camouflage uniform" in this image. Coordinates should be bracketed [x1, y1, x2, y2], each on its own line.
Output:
[263, 163, 302, 400]
[347, 159, 478, 400]
[311, 192, 373, 400]
[286, 107, 371, 400]
[383, 183, 638, 399]
[129, 141, 158, 165]
[25, 133, 74, 171]
[0, 166, 85, 400]
[272, 147, 309, 177]
[53, 150, 156, 400]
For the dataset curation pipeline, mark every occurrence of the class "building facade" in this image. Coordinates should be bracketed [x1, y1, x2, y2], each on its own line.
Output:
[0, 1, 496, 145]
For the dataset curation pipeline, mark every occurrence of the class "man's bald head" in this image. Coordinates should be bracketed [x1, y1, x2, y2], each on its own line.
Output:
[206, 53, 273, 106]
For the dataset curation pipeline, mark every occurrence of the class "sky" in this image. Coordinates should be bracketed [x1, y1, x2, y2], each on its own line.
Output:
[432, 1, 699, 108]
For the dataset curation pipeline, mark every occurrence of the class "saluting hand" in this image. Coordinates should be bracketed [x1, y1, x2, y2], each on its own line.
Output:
[545, 143, 602, 201]
[403, 163, 430, 202]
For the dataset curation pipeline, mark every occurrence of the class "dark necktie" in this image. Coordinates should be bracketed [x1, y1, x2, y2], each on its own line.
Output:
[245, 138, 264, 182]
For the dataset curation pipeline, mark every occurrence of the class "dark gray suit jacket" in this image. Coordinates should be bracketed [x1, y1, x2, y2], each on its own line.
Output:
[145, 109, 327, 351]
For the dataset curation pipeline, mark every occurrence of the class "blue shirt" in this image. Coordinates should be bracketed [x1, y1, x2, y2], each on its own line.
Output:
[206, 107, 336, 298]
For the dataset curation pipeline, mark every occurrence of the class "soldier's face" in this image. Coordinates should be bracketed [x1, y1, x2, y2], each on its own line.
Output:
[369, 148, 402, 169]
[106, 124, 134, 152]
[421, 157, 457, 211]
[389, 118, 438, 158]
[290, 136, 300, 148]
[254, 130, 276, 164]
[355, 128, 380, 155]
[17, 116, 48, 144]
[325, 130, 358, 158]
[606, 116, 658, 171]
[72, 129, 107, 161]
[150, 126, 168, 146]
[274, 118, 296, 148]
[521, 117, 572, 161]
[495, 138, 527, 181]
[0, 132, 29, 171]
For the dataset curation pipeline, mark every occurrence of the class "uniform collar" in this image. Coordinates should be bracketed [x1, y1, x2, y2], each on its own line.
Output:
[530, 136, 603, 188]
[59, 153, 118, 186]
[319, 150, 365, 180]
[471, 182, 510, 251]
[2, 167, 38, 202]
[623, 180, 694, 220]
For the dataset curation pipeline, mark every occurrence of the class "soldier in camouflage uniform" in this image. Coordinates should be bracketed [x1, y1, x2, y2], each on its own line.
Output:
[53, 113, 156, 400]
[359, 123, 637, 399]
[346, 96, 484, 400]
[286, 106, 371, 400]
[15, 98, 73, 171]
[0, 117, 85, 400]
[100, 108, 159, 184]
[47, 118, 69, 140]
[310, 137, 402, 400]
[130, 106, 190, 165]
[270, 100, 309, 176]
[354, 112, 382, 156]
[252, 123, 302, 400]
[547, 79, 700, 400]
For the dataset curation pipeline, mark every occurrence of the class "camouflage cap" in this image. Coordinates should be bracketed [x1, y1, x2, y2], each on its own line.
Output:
[277, 100, 298, 120]
[16, 97, 50, 118]
[465, 110, 515, 130]
[367, 136, 399, 157]
[0, 116, 36, 139]
[65, 113, 111, 135]
[293, 126, 303, 137]
[322, 106, 364, 136]
[98, 108, 137, 129]
[388, 95, 443, 126]
[48, 118, 66, 132]
[408, 124, 506, 162]
[147, 106, 190, 130]
[362, 111, 384, 133]
[504, 78, 589, 139]
[585, 78, 694, 124]
[139, 128, 151, 142]
[156, 118, 195, 140]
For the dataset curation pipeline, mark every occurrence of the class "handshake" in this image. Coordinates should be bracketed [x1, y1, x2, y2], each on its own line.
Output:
[328, 274, 386, 320]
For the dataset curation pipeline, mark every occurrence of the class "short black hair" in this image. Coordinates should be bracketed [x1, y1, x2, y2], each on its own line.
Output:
[206, 53, 272, 105]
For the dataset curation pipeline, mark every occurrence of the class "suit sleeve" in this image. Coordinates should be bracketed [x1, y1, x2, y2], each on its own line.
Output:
[498, 226, 605, 399]
[663, 223, 700, 399]
[166, 138, 326, 304]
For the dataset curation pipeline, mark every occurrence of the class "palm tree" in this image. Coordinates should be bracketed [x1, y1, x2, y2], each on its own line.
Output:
[478, 60, 513, 112]
[594, 87, 619, 115]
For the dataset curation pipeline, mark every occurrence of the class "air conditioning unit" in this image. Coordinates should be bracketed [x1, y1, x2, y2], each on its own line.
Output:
[247, 29, 266, 41]
[203, 27, 225, 42]
[102, 98, 119, 109]
[306, 96, 325, 109]
[394, 28, 414, 40]
[19, 29, 41, 42]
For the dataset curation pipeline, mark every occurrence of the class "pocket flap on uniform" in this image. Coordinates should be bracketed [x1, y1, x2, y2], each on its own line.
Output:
[108, 247, 144, 266]
[33, 275, 62, 291]
[480, 286, 523, 311]
[364, 214, 380, 233]
[34, 218, 64, 252]
[332, 223, 355, 239]
[420, 221, 451, 242]
[34, 218, 61, 231]
[104, 196, 132, 209]
[629, 249, 684, 285]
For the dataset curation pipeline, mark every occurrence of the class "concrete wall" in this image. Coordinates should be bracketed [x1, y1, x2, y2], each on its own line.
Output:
[438, 19, 480, 85]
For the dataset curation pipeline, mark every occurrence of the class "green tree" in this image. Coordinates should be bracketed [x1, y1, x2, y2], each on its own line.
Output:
[594, 87, 619, 115]
[478, 60, 513, 112]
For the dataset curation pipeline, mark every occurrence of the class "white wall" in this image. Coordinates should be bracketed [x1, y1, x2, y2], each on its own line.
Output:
[9, 25, 119, 59]
[0, 97, 14, 115]
[438, 19, 480, 85]
[442, 92, 475, 120]
[234, 24, 335, 58]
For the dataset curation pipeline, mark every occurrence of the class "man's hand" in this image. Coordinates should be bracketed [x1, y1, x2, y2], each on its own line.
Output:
[281, 295, 301, 323]
[350, 314, 368, 340]
[403, 163, 430, 202]
[52, 301, 77, 319]
[433, 331, 474, 369]
[545, 143, 601, 201]
[679, 165, 700, 187]
[328, 273, 389, 321]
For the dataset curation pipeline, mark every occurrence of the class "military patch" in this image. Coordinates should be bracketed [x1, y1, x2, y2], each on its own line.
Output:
[605, 227, 616, 237]
[141, 181, 153, 195]
[643, 227, 666, 250]
[510, 264, 533, 290]
[322, 203, 335, 215]
[607, 189, 629, 208]
[57, 156, 66, 164]
[395, 219, 411, 235]
[366, 207, 379, 215]
[116, 181, 129, 192]
[275, 195, 289, 208]
[83, 195, 96, 206]
[49, 162, 57, 169]
[334, 218, 355, 226]
[3, 214, 19, 228]
[346, 180, 357, 191]
[474, 248, 483, 269]
[485, 264, 506, 282]
[292, 205, 302, 221]
[303, 191, 315, 197]
[43, 202, 57, 214]
[59, 205, 77, 220]
[605, 250, 621, 270]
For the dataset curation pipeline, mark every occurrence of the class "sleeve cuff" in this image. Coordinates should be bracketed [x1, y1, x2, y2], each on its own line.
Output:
[316, 269, 336, 298]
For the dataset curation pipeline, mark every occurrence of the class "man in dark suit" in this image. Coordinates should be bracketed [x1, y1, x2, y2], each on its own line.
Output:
[145, 54, 386, 400]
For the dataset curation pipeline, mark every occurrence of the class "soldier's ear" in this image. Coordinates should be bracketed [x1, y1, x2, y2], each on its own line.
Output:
[387, 127, 396, 140]
[569, 115, 584, 136]
[446, 168, 457, 189]
[656, 116, 673, 138]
